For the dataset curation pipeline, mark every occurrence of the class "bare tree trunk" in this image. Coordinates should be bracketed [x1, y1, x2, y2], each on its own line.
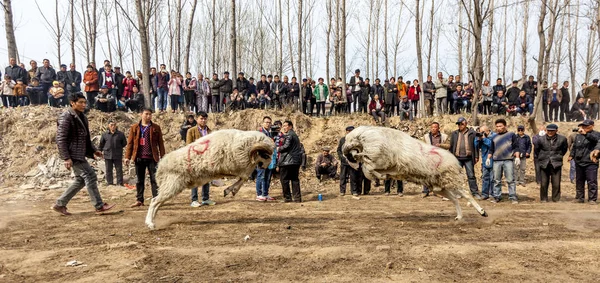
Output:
[426, 0, 434, 77]
[384, 0, 389, 79]
[457, 6, 463, 79]
[2, 0, 19, 61]
[415, 0, 424, 116]
[81, 0, 90, 63]
[114, 0, 124, 69]
[532, 0, 549, 126]
[278, 0, 283, 74]
[175, 0, 183, 71]
[153, 8, 159, 68]
[70, 0, 75, 64]
[212, 0, 216, 71]
[298, 0, 302, 80]
[341, 0, 346, 106]
[326, 0, 332, 81]
[184, 0, 198, 73]
[135, 0, 152, 108]
[511, 13, 517, 80]
[502, 0, 507, 81]
[366, 0, 373, 79]
[485, 0, 494, 80]
[374, 2, 381, 79]
[568, 0, 579, 98]
[55, 0, 62, 66]
[104, 2, 113, 63]
[521, 0, 529, 77]
[585, 24, 594, 83]
[287, 0, 295, 76]
[230, 0, 237, 87]
[87, 0, 98, 63]
[334, 0, 340, 78]
[554, 14, 566, 83]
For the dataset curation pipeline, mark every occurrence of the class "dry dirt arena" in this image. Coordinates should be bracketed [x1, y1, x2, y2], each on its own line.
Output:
[1, 107, 600, 282]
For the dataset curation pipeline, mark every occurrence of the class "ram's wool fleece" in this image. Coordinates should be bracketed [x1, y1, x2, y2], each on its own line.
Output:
[342, 126, 487, 220]
[145, 129, 274, 229]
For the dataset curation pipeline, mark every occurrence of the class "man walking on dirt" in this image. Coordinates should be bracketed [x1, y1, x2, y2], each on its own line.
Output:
[125, 108, 166, 208]
[52, 93, 116, 215]
[570, 119, 600, 204]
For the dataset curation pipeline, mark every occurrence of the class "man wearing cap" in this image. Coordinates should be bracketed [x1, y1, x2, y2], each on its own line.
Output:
[534, 124, 568, 202]
[95, 85, 116, 112]
[449, 117, 480, 198]
[489, 118, 520, 203]
[515, 125, 532, 186]
[569, 119, 600, 204]
[315, 146, 338, 182]
[422, 122, 450, 197]
[349, 69, 363, 113]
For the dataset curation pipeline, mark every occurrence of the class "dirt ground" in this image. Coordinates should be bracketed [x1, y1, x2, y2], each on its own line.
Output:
[1, 108, 600, 282]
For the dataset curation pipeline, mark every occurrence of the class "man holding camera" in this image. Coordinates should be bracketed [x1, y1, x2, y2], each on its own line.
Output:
[569, 119, 600, 204]
[475, 126, 495, 200]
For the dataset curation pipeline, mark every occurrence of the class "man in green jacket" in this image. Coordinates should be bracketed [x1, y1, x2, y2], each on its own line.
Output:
[313, 78, 329, 117]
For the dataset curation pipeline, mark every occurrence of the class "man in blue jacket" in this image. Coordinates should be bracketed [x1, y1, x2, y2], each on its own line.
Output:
[515, 125, 532, 186]
[475, 125, 495, 200]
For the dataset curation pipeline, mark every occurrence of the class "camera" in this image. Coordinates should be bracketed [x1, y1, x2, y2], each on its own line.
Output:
[270, 125, 281, 137]
[475, 132, 483, 137]
[573, 128, 579, 133]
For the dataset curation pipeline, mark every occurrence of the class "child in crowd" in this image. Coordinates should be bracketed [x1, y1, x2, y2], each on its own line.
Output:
[247, 93, 259, 109]
[48, 80, 65, 107]
[26, 77, 44, 105]
[0, 75, 16, 108]
[14, 79, 28, 106]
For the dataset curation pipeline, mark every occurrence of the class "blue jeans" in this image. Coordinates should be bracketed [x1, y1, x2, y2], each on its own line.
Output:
[481, 165, 494, 198]
[157, 88, 168, 110]
[493, 160, 517, 200]
[191, 183, 210, 202]
[458, 159, 479, 196]
[255, 168, 273, 197]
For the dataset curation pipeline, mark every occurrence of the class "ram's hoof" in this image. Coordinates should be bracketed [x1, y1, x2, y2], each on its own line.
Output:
[223, 189, 229, 197]
[146, 222, 155, 230]
[454, 216, 463, 221]
[481, 211, 488, 217]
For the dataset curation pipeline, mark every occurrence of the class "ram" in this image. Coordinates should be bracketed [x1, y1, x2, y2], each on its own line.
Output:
[145, 129, 274, 229]
[342, 126, 488, 220]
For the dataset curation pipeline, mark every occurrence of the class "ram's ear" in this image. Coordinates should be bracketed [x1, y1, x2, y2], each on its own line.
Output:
[249, 143, 274, 162]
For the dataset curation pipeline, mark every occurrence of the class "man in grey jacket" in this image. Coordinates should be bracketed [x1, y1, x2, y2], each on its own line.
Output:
[99, 121, 127, 186]
[53, 93, 115, 215]
[434, 72, 448, 115]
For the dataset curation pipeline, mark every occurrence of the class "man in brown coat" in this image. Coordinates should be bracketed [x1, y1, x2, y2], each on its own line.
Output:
[185, 111, 216, 207]
[315, 146, 338, 181]
[584, 79, 600, 119]
[125, 108, 166, 207]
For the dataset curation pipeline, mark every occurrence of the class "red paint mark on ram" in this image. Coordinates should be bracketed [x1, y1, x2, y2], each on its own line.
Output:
[419, 143, 443, 169]
[187, 140, 211, 172]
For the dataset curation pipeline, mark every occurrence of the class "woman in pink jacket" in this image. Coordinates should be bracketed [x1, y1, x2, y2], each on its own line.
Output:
[168, 71, 182, 113]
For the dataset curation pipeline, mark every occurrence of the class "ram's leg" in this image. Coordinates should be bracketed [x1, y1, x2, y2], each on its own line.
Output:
[145, 175, 186, 229]
[455, 188, 488, 217]
[223, 178, 246, 197]
[437, 188, 463, 220]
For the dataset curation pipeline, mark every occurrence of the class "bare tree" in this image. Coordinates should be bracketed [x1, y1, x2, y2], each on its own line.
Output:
[298, 0, 302, 79]
[325, 0, 333, 81]
[425, 0, 436, 77]
[35, 0, 68, 66]
[84, 0, 99, 63]
[415, 0, 424, 115]
[485, 0, 494, 80]
[287, 0, 295, 76]
[184, 0, 198, 73]
[102, 1, 113, 63]
[1, 0, 19, 61]
[521, 0, 528, 77]
[384, 0, 389, 79]
[230, 0, 237, 86]
[114, 0, 124, 69]
[70, 0, 76, 64]
[134, 0, 156, 107]
[340, 0, 346, 102]
[567, 0, 579, 98]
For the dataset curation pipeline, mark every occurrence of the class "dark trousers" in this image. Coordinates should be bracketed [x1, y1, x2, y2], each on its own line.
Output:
[384, 180, 403, 194]
[105, 159, 123, 185]
[135, 158, 158, 203]
[40, 83, 51, 104]
[549, 101, 559, 121]
[575, 164, 598, 202]
[339, 164, 360, 194]
[540, 165, 561, 202]
[191, 183, 210, 202]
[358, 170, 371, 195]
[358, 102, 368, 113]
[86, 91, 98, 110]
[385, 104, 394, 116]
[170, 95, 179, 111]
[211, 95, 220, 113]
[543, 103, 549, 121]
[302, 100, 309, 114]
[559, 101, 570, 122]
[316, 101, 325, 116]
[534, 157, 541, 183]
[316, 165, 337, 179]
[352, 91, 360, 112]
[458, 159, 479, 195]
[280, 165, 301, 201]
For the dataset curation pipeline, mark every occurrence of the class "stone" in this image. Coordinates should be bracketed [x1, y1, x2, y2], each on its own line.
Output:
[376, 245, 391, 251]
[19, 184, 35, 190]
[386, 262, 393, 269]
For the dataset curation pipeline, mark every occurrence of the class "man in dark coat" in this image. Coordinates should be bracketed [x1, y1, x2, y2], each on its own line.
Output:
[64, 63, 82, 95]
[338, 126, 361, 196]
[99, 121, 127, 186]
[349, 69, 363, 112]
[515, 125, 532, 186]
[278, 120, 303, 202]
[53, 93, 115, 215]
[449, 117, 480, 198]
[534, 124, 568, 202]
[570, 119, 600, 204]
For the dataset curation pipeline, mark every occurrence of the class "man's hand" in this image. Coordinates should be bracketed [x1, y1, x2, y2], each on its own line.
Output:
[94, 151, 103, 159]
[475, 157, 479, 164]
[321, 162, 327, 167]
[591, 150, 600, 163]
[568, 156, 573, 162]
[526, 153, 530, 158]
[514, 157, 521, 167]
[124, 159, 130, 166]
[485, 158, 491, 167]
[64, 159, 73, 170]
[578, 128, 586, 135]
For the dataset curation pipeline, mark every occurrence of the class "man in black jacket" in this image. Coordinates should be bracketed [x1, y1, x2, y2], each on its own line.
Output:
[337, 126, 361, 197]
[278, 120, 303, 202]
[534, 124, 568, 202]
[349, 69, 363, 113]
[560, 81, 570, 122]
[53, 93, 115, 215]
[570, 119, 600, 204]
[5, 57, 26, 83]
[449, 117, 480, 198]
[99, 121, 127, 186]
[64, 63, 82, 95]
[217, 71, 233, 109]
[236, 72, 249, 99]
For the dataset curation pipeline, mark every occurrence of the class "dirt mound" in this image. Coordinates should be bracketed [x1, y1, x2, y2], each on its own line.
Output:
[0, 106, 582, 187]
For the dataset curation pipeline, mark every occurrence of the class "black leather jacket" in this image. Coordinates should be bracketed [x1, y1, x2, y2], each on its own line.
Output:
[278, 129, 303, 166]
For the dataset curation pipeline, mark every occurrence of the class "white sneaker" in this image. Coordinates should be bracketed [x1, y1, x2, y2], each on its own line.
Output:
[256, 196, 266, 201]
[190, 201, 201, 207]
